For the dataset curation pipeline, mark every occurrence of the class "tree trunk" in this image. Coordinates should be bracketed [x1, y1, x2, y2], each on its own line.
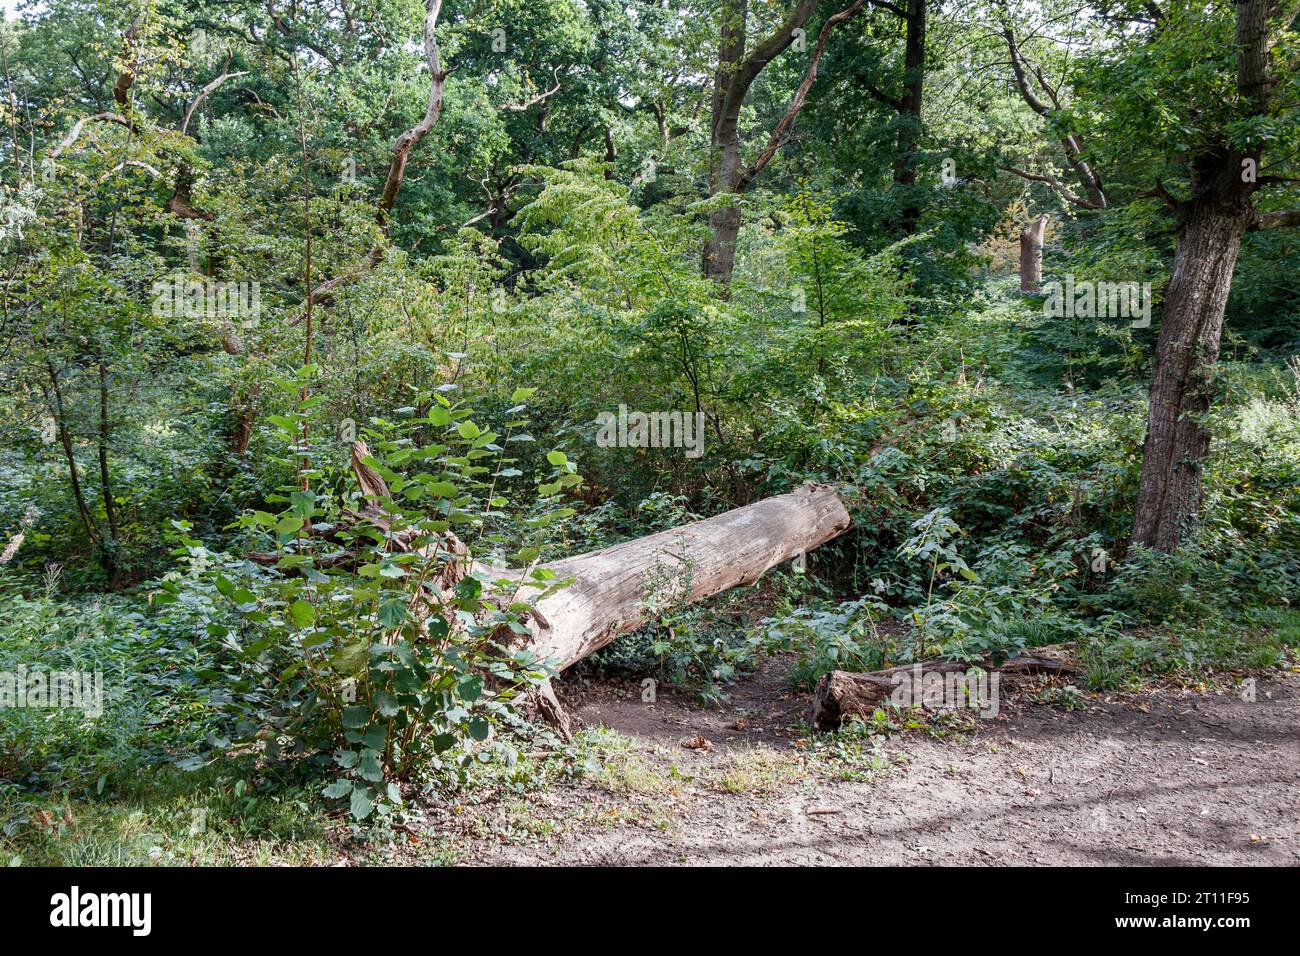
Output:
[42, 360, 102, 552]
[376, 0, 445, 230]
[1019, 214, 1047, 293]
[704, 200, 743, 284]
[703, 0, 748, 283]
[892, 0, 926, 234]
[809, 645, 1078, 731]
[517, 483, 851, 671]
[703, 106, 742, 284]
[1131, 199, 1249, 552]
[96, 361, 121, 583]
[701, 0, 829, 283]
[1128, 0, 1286, 552]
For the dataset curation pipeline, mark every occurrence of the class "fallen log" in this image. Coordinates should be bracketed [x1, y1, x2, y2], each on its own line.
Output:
[810, 644, 1079, 732]
[514, 482, 852, 671]
[337, 442, 852, 733]
[477, 480, 851, 736]
[254, 447, 851, 650]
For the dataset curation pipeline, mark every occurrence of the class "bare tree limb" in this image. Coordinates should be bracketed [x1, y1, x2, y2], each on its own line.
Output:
[376, 0, 445, 228]
[999, 164, 1105, 209]
[1001, 23, 1051, 116]
[503, 67, 562, 112]
[53, 18, 143, 158]
[285, 0, 448, 321]
[169, 71, 251, 220]
[737, 0, 868, 191]
[181, 70, 249, 135]
[996, 12, 1108, 209]
[49, 112, 133, 158]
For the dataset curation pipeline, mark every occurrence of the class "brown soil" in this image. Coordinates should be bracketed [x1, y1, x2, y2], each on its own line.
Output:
[425, 656, 1300, 866]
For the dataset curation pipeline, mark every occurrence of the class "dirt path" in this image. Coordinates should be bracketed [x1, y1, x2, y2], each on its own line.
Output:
[435, 658, 1300, 866]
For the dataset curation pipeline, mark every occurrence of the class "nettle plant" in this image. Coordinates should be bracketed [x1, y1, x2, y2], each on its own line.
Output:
[895, 512, 1080, 664]
[896, 507, 980, 660]
[763, 595, 893, 689]
[158, 369, 579, 822]
[639, 552, 747, 705]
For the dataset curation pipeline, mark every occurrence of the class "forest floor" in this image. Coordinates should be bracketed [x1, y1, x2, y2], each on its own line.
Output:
[412, 656, 1300, 866]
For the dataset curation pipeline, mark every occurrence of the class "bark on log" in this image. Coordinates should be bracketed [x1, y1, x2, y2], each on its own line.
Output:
[515, 482, 851, 672]
[810, 644, 1078, 731]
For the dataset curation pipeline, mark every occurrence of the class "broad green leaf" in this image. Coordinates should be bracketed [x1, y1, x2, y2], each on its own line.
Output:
[322, 780, 353, 799]
[289, 599, 316, 627]
[350, 788, 374, 820]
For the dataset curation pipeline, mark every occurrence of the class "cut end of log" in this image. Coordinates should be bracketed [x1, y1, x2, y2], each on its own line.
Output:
[810, 670, 854, 733]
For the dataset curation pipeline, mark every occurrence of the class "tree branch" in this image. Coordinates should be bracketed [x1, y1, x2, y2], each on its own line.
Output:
[719, 0, 822, 125]
[376, 0, 445, 228]
[997, 12, 1108, 209]
[1000, 22, 1050, 116]
[266, 3, 340, 67]
[1252, 208, 1300, 229]
[1136, 179, 1181, 209]
[862, 77, 905, 111]
[866, 0, 907, 18]
[181, 70, 249, 135]
[999, 164, 1105, 209]
[737, 0, 868, 191]
[58, 16, 143, 158]
[502, 67, 562, 112]
[49, 112, 133, 158]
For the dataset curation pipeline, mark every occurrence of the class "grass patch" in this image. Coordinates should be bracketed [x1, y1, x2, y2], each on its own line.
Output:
[1078, 610, 1300, 691]
[707, 748, 807, 795]
[570, 727, 673, 796]
[0, 766, 333, 866]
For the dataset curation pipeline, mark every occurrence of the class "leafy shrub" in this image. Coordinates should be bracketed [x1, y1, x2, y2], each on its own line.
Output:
[155, 374, 581, 821]
[0, 572, 218, 795]
[763, 595, 892, 689]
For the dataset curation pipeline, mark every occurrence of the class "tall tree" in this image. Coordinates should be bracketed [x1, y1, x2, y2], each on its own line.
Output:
[703, 0, 866, 282]
[860, 0, 928, 234]
[1110, 0, 1300, 550]
[986, 0, 1299, 550]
